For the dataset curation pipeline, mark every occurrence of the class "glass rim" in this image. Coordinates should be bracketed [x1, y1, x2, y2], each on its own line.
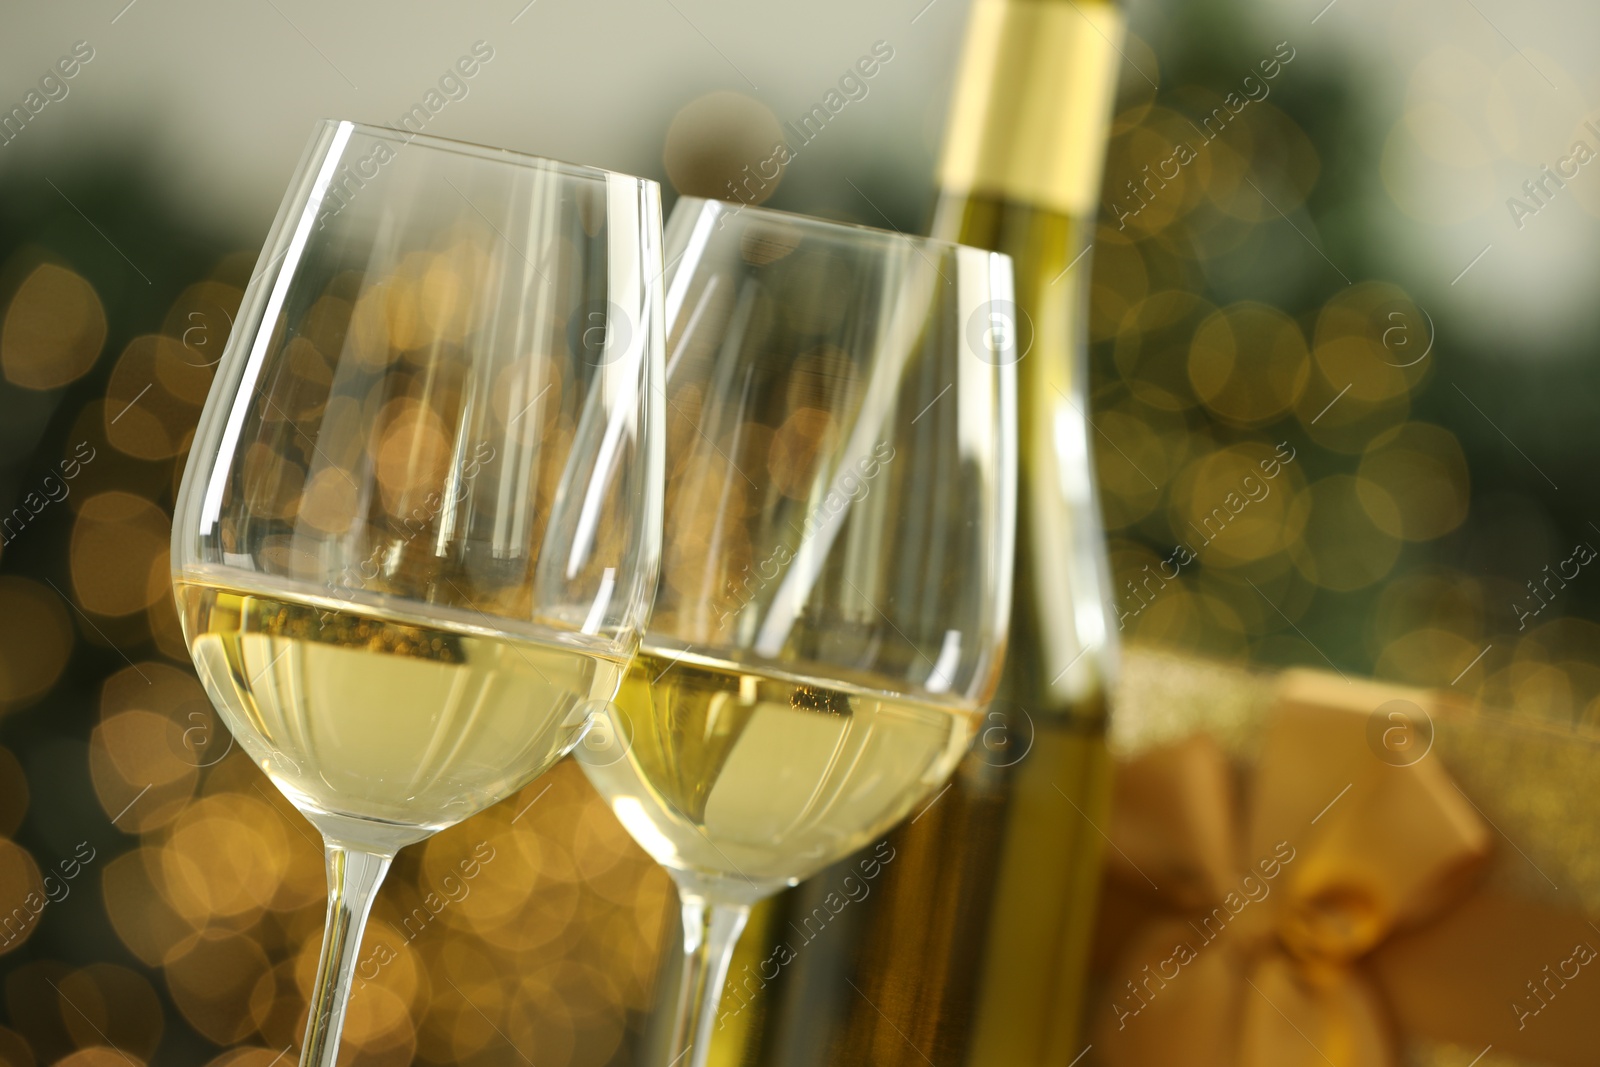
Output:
[314, 117, 660, 191]
[674, 195, 1005, 261]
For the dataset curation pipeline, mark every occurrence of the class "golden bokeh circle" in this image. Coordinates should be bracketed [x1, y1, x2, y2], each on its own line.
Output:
[165, 930, 274, 1044]
[101, 847, 202, 967]
[104, 335, 205, 460]
[1187, 302, 1310, 425]
[1312, 282, 1430, 403]
[90, 707, 197, 812]
[160, 794, 288, 924]
[1168, 442, 1307, 566]
[295, 467, 360, 535]
[1, 264, 106, 390]
[375, 399, 452, 516]
[102, 709, 195, 790]
[0, 577, 74, 714]
[1358, 421, 1469, 542]
[70, 492, 171, 617]
[89, 674, 201, 834]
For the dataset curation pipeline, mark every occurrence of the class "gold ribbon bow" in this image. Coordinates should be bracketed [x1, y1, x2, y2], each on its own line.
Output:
[1093, 672, 1493, 1067]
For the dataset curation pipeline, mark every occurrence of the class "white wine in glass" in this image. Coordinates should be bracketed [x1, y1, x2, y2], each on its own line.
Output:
[171, 119, 665, 1067]
[176, 580, 627, 831]
[577, 197, 1017, 1067]
[587, 648, 976, 886]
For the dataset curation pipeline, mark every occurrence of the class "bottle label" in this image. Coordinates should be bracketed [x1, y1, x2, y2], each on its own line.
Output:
[937, 0, 1125, 217]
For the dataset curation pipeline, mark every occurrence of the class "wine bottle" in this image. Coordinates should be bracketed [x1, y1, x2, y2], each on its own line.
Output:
[922, 0, 1126, 1062]
[696, 2, 1128, 1064]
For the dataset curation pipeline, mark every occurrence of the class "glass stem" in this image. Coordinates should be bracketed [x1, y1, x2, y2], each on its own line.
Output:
[668, 888, 751, 1067]
[298, 843, 394, 1067]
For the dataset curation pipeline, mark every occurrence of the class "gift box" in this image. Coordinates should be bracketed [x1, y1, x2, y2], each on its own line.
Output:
[1089, 647, 1600, 1067]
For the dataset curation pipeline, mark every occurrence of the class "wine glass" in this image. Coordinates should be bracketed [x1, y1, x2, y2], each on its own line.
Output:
[575, 197, 1017, 1067]
[170, 119, 665, 1067]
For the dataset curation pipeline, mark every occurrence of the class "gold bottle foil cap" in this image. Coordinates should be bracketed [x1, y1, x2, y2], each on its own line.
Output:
[937, 0, 1125, 217]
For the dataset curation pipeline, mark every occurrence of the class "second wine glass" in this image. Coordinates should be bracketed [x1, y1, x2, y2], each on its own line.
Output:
[576, 197, 1018, 1067]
